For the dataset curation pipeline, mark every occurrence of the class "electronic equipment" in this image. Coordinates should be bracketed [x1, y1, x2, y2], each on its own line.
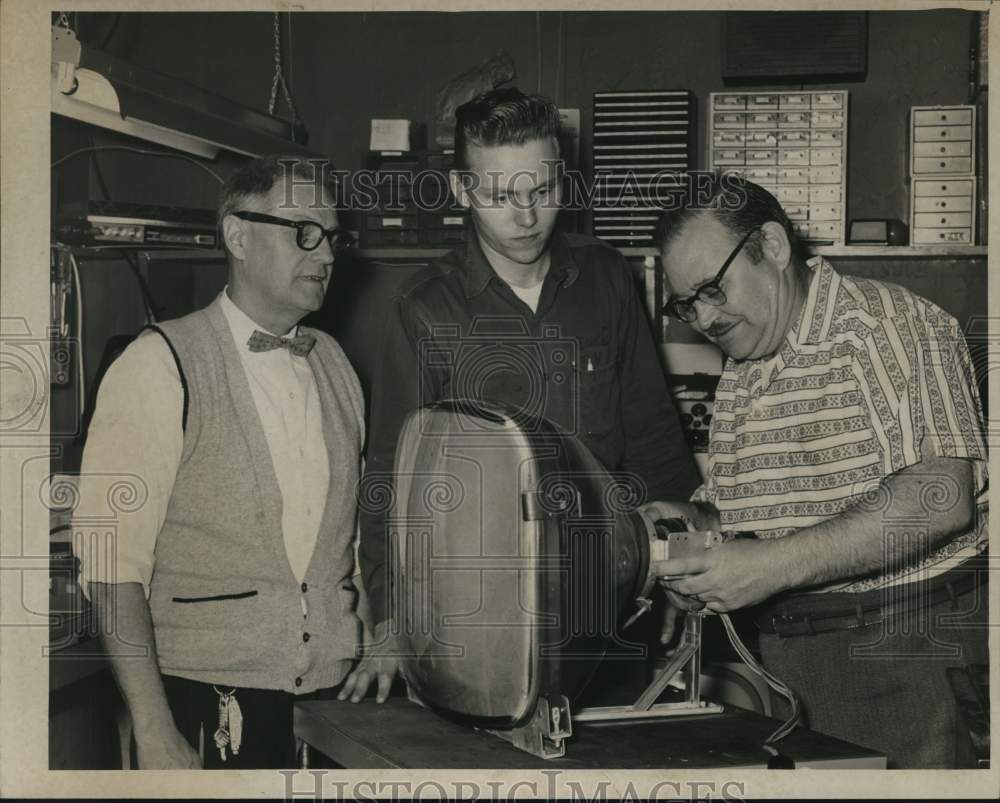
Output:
[50, 248, 75, 386]
[360, 150, 468, 248]
[848, 218, 908, 245]
[908, 106, 977, 246]
[676, 400, 713, 452]
[590, 90, 696, 247]
[54, 201, 217, 249]
[389, 399, 728, 759]
[708, 91, 849, 245]
[669, 372, 719, 454]
[370, 119, 413, 152]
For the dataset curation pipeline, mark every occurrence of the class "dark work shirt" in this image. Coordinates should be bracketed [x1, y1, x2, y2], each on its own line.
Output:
[359, 230, 700, 625]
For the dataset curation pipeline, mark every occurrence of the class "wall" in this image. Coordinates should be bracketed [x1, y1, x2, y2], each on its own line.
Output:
[119, 9, 978, 222]
[54, 9, 988, 467]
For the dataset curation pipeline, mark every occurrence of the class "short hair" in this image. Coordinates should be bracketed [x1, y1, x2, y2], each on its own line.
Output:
[654, 173, 803, 265]
[217, 155, 335, 228]
[454, 87, 562, 170]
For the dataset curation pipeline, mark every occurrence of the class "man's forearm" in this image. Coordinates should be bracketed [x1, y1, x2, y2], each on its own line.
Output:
[774, 455, 975, 592]
[90, 581, 176, 733]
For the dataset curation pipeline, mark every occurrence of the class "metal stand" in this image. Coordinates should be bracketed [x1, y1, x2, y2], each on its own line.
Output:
[485, 695, 573, 759]
[575, 613, 723, 723]
[481, 615, 722, 759]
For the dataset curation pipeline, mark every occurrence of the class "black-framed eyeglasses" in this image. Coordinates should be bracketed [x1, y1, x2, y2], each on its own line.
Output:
[663, 226, 761, 323]
[231, 211, 357, 253]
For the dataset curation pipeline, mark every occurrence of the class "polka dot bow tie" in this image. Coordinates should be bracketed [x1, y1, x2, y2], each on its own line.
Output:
[247, 329, 316, 357]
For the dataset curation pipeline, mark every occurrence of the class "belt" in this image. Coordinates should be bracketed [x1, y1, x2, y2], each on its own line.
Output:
[754, 559, 986, 638]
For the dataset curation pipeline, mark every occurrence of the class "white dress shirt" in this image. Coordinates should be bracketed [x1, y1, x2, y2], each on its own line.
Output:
[76, 289, 329, 596]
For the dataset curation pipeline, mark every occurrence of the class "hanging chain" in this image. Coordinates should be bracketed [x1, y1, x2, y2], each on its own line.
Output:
[268, 12, 298, 125]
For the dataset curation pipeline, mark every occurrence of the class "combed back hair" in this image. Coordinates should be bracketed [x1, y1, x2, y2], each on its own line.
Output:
[454, 87, 562, 170]
[654, 173, 804, 265]
[217, 155, 336, 228]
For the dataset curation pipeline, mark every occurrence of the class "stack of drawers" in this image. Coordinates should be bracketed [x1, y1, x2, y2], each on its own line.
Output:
[361, 150, 469, 248]
[590, 90, 696, 246]
[708, 91, 849, 245]
[909, 106, 977, 246]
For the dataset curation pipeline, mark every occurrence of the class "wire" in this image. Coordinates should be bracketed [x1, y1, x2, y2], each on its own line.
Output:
[536, 12, 542, 95]
[269, 11, 299, 124]
[719, 613, 802, 746]
[554, 12, 563, 107]
[287, 11, 294, 101]
[68, 250, 86, 418]
[51, 145, 224, 185]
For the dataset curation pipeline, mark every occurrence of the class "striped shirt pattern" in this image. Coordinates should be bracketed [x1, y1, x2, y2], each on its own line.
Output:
[703, 258, 988, 592]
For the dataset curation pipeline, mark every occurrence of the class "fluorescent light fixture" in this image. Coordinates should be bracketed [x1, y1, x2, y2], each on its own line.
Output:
[52, 65, 220, 159]
[50, 26, 319, 161]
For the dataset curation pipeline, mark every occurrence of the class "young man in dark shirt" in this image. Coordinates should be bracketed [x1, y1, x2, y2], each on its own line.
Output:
[341, 88, 699, 701]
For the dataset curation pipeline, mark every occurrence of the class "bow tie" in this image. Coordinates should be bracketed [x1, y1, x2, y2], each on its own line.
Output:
[247, 329, 316, 357]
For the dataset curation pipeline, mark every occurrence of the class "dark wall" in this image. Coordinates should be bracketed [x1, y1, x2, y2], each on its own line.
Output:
[117, 9, 978, 223]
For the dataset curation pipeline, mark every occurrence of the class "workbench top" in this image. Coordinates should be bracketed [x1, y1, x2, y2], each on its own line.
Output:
[295, 697, 885, 770]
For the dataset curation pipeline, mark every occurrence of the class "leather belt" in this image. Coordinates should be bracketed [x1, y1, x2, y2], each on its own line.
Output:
[754, 560, 986, 638]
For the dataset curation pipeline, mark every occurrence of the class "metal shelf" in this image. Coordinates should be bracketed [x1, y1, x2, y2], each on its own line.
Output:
[356, 248, 450, 260]
[621, 245, 987, 260]
[809, 245, 987, 259]
[62, 244, 987, 264]
[56, 245, 226, 262]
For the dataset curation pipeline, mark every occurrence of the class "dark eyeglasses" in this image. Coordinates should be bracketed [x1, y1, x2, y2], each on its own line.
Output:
[231, 211, 357, 253]
[663, 226, 761, 323]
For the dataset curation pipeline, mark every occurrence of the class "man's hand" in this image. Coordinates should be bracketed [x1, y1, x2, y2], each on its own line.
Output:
[640, 500, 719, 642]
[658, 587, 705, 645]
[338, 621, 400, 704]
[640, 500, 720, 533]
[654, 537, 785, 612]
[134, 721, 202, 769]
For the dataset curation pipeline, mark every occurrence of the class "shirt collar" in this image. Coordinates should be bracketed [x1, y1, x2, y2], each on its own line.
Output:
[731, 256, 836, 397]
[791, 256, 842, 348]
[218, 287, 297, 353]
[461, 229, 580, 299]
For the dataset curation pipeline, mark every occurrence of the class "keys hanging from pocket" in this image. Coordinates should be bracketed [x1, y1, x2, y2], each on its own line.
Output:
[212, 687, 242, 762]
[213, 690, 230, 762]
[227, 693, 243, 756]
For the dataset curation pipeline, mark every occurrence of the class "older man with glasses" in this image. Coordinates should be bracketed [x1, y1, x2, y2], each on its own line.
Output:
[75, 155, 364, 769]
[646, 175, 988, 768]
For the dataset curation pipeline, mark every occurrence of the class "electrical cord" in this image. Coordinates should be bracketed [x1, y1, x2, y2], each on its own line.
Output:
[718, 612, 801, 747]
[51, 145, 224, 185]
[68, 250, 86, 418]
[536, 12, 542, 94]
[554, 11, 563, 107]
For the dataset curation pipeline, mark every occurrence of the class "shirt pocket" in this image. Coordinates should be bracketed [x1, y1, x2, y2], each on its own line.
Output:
[577, 345, 619, 437]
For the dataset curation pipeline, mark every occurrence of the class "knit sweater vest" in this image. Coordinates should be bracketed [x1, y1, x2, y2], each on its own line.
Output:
[147, 298, 364, 693]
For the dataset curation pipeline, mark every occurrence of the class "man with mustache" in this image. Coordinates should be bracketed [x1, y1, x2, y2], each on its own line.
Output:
[346, 87, 700, 703]
[76, 155, 364, 768]
[649, 174, 988, 768]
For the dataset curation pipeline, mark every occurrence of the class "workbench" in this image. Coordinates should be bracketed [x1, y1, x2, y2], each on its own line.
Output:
[294, 698, 886, 769]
